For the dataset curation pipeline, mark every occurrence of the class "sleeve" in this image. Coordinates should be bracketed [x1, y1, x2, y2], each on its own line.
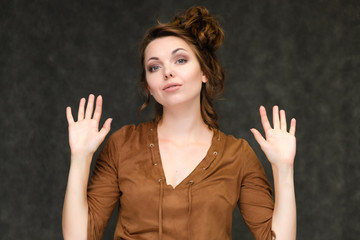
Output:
[237, 140, 274, 240]
[87, 133, 121, 240]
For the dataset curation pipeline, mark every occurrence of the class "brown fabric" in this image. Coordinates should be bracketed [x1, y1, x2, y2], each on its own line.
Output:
[87, 121, 274, 240]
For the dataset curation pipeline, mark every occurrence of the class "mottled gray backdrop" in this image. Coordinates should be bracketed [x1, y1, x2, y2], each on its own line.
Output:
[1, 0, 359, 239]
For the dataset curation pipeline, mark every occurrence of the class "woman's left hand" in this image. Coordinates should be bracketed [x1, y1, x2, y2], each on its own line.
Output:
[251, 106, 296, 168]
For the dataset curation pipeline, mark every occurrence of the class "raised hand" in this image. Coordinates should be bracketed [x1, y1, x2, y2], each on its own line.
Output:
[250, 106, 296, 168]
[66, 94, 112, 157]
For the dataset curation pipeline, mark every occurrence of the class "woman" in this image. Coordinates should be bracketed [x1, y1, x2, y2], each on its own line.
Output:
[62, 6, 296, 240]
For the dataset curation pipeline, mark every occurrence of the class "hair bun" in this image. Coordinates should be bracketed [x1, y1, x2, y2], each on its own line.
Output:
[173, 6, 224, 51]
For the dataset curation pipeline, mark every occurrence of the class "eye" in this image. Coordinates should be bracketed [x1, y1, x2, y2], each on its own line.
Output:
[148, 65, 160, 72]
[176, 58, 187, 64]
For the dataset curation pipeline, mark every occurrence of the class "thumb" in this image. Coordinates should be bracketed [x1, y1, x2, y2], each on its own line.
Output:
[99, 118, 112, 139]
[250, 128, 267, 148]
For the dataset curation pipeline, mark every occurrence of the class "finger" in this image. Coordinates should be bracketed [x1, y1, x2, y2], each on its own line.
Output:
[250, 128, 267, 147]
[66, 107, 74, 124]
[272, 105, 280, 129]
[280, 109, 287, 131]
[289, 118, 296, 136]
[85, 94, 95, 119]
[99, 118, 112, 139]
[259, 106, 272, 133]
[77, 97, 86, 121]
[92, 95, 103, 121]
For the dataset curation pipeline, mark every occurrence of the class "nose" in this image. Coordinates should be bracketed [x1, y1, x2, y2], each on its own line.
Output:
[164, 73, 174, 80]
[164, 66, 175, 80]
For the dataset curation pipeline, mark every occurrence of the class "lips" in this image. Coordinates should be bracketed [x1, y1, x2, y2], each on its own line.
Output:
[163, 83, 182, 91]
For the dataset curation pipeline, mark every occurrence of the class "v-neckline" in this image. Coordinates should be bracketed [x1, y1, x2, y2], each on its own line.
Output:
[151, 122, 220, 190]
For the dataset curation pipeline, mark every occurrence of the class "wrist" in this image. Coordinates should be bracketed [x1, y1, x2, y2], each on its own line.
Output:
[272, 164, 295, 189]
[71, 152, 93, 160]
[68, 154, 93, 187]
[271, 161, 294, 173]
[70, 153, 93, 168]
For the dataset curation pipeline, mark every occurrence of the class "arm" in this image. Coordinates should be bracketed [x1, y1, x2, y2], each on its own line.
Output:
[62, 94, 112, 240]
[251, 106, 296, 240]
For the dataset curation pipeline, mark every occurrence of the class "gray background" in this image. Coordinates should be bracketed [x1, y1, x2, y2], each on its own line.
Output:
[1, 0, 359, 239]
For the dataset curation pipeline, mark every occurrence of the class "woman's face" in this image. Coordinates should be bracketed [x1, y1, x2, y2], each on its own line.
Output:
[144, 36, 207, 108]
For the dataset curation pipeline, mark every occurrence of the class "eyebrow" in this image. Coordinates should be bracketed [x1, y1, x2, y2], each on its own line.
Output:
[147, 48, 187, 63]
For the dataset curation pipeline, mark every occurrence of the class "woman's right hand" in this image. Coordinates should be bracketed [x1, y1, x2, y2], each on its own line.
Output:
[66, 94, 112, 158]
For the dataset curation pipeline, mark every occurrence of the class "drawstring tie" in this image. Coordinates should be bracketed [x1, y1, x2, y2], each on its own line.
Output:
[158, 179, 164, 240]
[157, 179, 194, 240]
[187, 180, 194, 240]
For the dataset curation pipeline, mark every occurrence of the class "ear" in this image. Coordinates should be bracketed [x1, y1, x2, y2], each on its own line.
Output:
[201, 72, 208, 83]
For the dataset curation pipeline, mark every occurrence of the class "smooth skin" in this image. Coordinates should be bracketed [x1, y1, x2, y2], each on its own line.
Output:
[62, 96, 296, 240]
[145, 36, 213, 188]
[62, 94, 112, 240]
[62, 36, 296, 240]
[251, 105, 297, 240]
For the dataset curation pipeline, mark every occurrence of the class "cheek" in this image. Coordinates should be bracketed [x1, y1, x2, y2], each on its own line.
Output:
[146, 82, 153, 94]
[182, 67, 204, 85]
[145, 73, 154, 90]
[145, 75, 159, 94]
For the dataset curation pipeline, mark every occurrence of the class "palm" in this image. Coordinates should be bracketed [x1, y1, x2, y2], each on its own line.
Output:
[66, 94, 112, 156]
[251, 106, 296, 167]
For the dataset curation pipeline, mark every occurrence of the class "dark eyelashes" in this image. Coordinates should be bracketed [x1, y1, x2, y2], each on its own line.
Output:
[176, 58, 187, 64]
[148, 65, 159, 72]
[147, 57, 188, 72]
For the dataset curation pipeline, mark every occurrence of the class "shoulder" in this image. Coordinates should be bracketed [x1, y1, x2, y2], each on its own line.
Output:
[106, 121, 155, 146]
[219, 131, 269, 183]
[220, 131, 255, 156]
[219, 131, 262, 169]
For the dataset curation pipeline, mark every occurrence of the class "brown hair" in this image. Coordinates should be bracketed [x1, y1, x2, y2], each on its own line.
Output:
[138, 6, 225, 129]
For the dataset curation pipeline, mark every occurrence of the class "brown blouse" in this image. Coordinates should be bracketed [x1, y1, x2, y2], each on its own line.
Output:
[87, 121, 274, 240]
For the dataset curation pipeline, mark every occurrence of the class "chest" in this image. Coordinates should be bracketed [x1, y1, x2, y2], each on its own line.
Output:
[158, 140, 210, 188]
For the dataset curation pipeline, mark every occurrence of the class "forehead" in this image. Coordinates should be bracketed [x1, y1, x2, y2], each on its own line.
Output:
[145, 36, 194, 60]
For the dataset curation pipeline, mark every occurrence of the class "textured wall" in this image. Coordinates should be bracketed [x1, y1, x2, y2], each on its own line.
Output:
[0, 0, 359, 239]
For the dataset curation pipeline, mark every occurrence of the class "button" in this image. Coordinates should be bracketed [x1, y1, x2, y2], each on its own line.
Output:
[153, 163, 158, 166]
[149, 143, 154, 147]
[213, 151, 218, 155]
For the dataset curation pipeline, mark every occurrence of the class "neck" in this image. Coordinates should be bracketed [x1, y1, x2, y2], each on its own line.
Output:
[158, 101, 210, 142]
